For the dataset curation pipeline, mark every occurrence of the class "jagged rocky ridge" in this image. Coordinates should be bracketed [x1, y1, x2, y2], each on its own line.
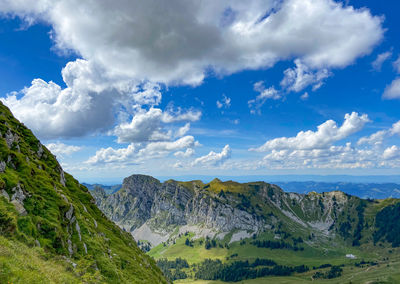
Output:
[91, 174, 393, 249]
[0, 102, 167, 283]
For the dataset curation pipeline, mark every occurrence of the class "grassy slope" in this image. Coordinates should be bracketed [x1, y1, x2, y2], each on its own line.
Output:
[174, 255, 400, 284]
[0, 102, 167, 283]
[0, 235, 81, 284]
[148, 232, 379, 266]
[155, 235, 400, 284]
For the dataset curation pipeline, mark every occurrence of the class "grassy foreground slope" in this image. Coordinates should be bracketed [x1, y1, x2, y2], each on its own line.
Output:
[0, 102, 167, 283]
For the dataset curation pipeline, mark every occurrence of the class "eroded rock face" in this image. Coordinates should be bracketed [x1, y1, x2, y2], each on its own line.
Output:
[91, 175, 358, 248]
[59, 167, 66, 187]
[0, 161, 6, 173]
[92, 176, 270, 246]
[5, 129, 19, 148]
[37, 143, 44, 158]
[10, 183, 28, 215]
[65, 205, 74, 221]
[93, 175, 161, 232]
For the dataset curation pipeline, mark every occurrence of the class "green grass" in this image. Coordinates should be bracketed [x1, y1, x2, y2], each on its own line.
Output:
[149, 230, 400, 283]
[174, 255, 400, 284]
[149, 234, 227, 264]
[0, 236, 81, 284]
[149, 232, 379, 266]
[174, 256, 400, 283]
[0, 102, 167, 283]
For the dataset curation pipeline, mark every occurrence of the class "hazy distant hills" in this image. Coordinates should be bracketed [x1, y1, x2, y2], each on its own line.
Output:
[274, 182, 400, 199]
[86, 180, 400, 200]
[82, 182, 122, 195]
[152, 175, 400, 184]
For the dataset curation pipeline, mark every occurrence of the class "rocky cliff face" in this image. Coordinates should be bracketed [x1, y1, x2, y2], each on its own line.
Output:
[93, 175, 162, 231]
[92, 174, 366, 248]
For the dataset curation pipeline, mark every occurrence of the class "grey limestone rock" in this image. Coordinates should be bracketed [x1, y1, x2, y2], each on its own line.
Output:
[11, 183, 27, 215]
[1, 190, 10, 201]
[66, 205, 74, 221]
[0, 161, 6, 173]
[67, 239, 73, 256]
[76, 221, 82, 241]
[59, 167, 66, 187]
[5, 129, 18, 148]
[37, 143, 44, 158]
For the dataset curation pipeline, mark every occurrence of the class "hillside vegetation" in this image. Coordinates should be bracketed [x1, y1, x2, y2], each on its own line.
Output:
[0, 102, 167, 283]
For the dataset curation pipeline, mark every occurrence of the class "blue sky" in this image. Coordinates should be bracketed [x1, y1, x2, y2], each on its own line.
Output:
[0, 0, 399, 183]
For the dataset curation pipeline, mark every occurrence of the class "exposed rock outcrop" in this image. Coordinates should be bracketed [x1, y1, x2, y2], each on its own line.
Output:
[92, 175, 358, 248]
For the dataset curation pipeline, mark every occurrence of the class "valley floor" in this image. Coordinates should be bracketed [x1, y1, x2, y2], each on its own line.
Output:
[149, 232, 400, 284]
[174, 257, 400, 284]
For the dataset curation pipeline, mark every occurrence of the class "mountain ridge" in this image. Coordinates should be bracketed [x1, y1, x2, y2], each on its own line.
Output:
[92, 174, 398, 249]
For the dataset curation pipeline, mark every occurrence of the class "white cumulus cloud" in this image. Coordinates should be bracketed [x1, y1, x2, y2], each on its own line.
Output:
[383, 145, 400, 160]
[113, 108, 170, 144]
[192, 145, 231, 166]
[248, 83, 281, 113]
[86, 136, 197, 165]
[174, 148, 195, 158]
[46, 142, 82, 157]
[1, 60, 118, 139]
[0, 0, 384, 143]
[391, 121, 400, 135]
[280, 59, 332, 92]
[357, 130, 387, 146]
[175, 123, 191, 138]
[243, 116, 400, 170]
[0, 0, 383, 85]
[251, 112, 370, 151]
[383, 78, 400, 99]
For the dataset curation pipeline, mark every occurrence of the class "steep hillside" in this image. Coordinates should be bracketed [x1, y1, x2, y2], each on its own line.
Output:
[0, 102, 167, 283]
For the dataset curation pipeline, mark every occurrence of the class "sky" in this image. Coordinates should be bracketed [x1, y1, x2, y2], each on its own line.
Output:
[0, 0, 399, 183]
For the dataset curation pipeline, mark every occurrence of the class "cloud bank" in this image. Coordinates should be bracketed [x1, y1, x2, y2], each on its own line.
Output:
[248, 114, 400, 170]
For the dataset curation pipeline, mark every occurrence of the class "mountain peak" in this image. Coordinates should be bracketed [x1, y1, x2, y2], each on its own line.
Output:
[210, 177, 222, 183]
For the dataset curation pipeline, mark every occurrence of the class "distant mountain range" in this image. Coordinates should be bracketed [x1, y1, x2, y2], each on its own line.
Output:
[154, 175, 400, 183]
[82, 183, 122, 195]
[274, 182, 400, 199]
[86, 180, 400, 200]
